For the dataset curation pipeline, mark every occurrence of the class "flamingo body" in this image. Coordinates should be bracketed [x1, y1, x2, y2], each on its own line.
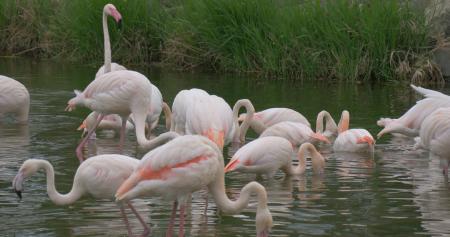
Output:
[78, 112, 134, 138]
[240, 108, 310, 134]
[0, 75, 30, 123]
[260, 121, 329, 146]
[333, 129, 374, 152]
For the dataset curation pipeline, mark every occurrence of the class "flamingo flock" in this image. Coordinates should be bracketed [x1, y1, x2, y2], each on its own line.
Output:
[3, 3, 450, 237]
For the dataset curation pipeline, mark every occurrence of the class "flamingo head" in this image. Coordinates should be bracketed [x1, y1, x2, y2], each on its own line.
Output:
[104, 4, 122, 28]
[256, 206, 273, 237]
[12, 159, 42, 200]
[310, 132, 331, 144]
[356, 135, 375, 146]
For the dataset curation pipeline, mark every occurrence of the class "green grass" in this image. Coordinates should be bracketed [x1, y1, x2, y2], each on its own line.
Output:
[0, 0, 433, 82]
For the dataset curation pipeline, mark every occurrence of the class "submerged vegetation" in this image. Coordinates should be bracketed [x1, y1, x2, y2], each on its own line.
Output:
[0, 0, 439, 82]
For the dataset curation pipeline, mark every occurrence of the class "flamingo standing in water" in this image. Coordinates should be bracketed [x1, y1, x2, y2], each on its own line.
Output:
[333, 110, 375, 152]
[0, 75, 30, 124]
[224, 137, 326, 178]
[95, 3, 126, 77]
[12, 155, 150, 237]
[414, 108, 450, 175]
[66, 70, 156, 162]
[259, 121, 330, 147]
[115, 135, 273, 237]
[377, 84, 450, 138]
[171, 89, 254, 149]
[238, 108, 310, 134]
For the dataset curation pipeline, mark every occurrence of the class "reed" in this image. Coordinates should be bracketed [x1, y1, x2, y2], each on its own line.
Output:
[0, 0, 432, 82]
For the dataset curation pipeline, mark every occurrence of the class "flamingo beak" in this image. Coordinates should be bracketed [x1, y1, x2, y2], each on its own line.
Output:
[310, 133, 331, 144]
[224, 159, 240, 173]
[111, 9, 122, 29]
[12, 171, 24, 200]
[77, 120, 87, 131]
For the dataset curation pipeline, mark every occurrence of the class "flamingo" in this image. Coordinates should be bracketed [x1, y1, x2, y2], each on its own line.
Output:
[115, 135, 273, 237]
[238, 108, 310, 134]
[315, 110, 339, 139]
[77, 111, 134, 139]
[0, 75, 30, 124]
[171, 89, 254, 149]
[12, 155, 150, 236]
[414, 108, 450, 175]
[377, 84, 450, 138]
[95, 3, 126, 77]
[259, 121, 330, 147]
[333, 110, 375, 152]
[224, 137, 326, 178]
[66, 70, 157, 162]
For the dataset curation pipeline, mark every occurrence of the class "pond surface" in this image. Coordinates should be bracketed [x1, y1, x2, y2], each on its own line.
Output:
[1, 58, 450, 237]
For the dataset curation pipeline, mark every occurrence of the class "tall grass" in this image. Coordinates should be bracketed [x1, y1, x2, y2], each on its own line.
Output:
[0, 0, 432, 81]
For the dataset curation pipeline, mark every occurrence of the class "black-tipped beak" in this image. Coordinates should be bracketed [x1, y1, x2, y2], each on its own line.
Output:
[117, 19, 122, 30]
[15, 189, 22, 200]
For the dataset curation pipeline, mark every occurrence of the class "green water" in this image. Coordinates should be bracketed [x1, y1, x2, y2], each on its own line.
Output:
[1, 58, 450, 236]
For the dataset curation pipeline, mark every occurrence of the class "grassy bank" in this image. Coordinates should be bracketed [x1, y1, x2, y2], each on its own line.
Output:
[0, 0, 435, 82]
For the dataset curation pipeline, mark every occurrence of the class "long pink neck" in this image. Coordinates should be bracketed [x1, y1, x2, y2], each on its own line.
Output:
[232, 99, 255, 143]
[103, 9, 112, 73]
[315, 110, 338, 135]
[35, 160, 83, 206]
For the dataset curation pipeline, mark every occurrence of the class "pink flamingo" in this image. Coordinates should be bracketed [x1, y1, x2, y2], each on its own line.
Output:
[66, 70, 156, 162]
[12, 155, 150, 237]
[415, 108, 450, 175]
[259, 121, 330, 147]
[95, 3, 126, 77]
[115, 135, 273, 237]
[224, 137, 326, 178]
[238, 108, 310, 134]
[377, 84, 450, 138]
[333, 110, 375, 152]
[0, 75, 30, 124]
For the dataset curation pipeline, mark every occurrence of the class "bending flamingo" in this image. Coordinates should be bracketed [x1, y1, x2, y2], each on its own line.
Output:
[0, 75, 30, 124]
[315, 110, 339, 139]
[95, 3, 126, 77]
[239, 108, 310, 134]
[259, 121, 330, 147]
[66, 70, 156, 162]
[225, 137, 326, 178]
[115, 135, 273, 237]
[333, 110, 375, 152]
[12, 155, 150, 236]
[414, 108, 450, 175]
[377, 84, 450, 138]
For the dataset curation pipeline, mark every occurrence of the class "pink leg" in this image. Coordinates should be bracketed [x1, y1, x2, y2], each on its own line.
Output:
[203, 192, 208, 216]
[127, 202, 151, 236]
[178, 203, 186, 237]
[119, 115, 129, 153]
[120, 205, 133, 237]
[166, 201, 177, 237]
[76, 114, 105, 163]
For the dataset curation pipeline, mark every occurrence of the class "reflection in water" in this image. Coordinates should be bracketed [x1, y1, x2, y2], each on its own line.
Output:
[2, 58, 450, 236]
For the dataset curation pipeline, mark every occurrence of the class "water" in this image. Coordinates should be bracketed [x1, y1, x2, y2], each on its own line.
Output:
[1, 58, 450, 236]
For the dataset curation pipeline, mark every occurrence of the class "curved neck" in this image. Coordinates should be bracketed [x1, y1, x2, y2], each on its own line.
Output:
[338, 110, 350, 134]
[249, 119, 267, 134]
[209, 169, 269, 214]
[316, 110, 338, 135]
[291, 143, 324, 175]
[103, 10, 111, 73]
[38, 160, 82, 206]
[162, 102, 172, 130]
[232, 99, 255, 143]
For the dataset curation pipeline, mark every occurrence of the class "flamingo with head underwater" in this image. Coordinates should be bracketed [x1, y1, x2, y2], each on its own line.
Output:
[333, 110, 375, 153]
[115, 135, 273, 237]
[259, 121, 330, 147]
[225, 137, 326, 178]
[12, 155, 150, 237]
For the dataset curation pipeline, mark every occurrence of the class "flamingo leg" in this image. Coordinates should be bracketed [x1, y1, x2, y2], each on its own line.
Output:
[119, 115, 129, 152]
[127, 202, 151, 236]
[166, 201, 178, 237]
[178, 202, 186, 237]
[203, 192, 208, 216]
[76, 114, 105, 163]
[120, 205, 133, 237]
